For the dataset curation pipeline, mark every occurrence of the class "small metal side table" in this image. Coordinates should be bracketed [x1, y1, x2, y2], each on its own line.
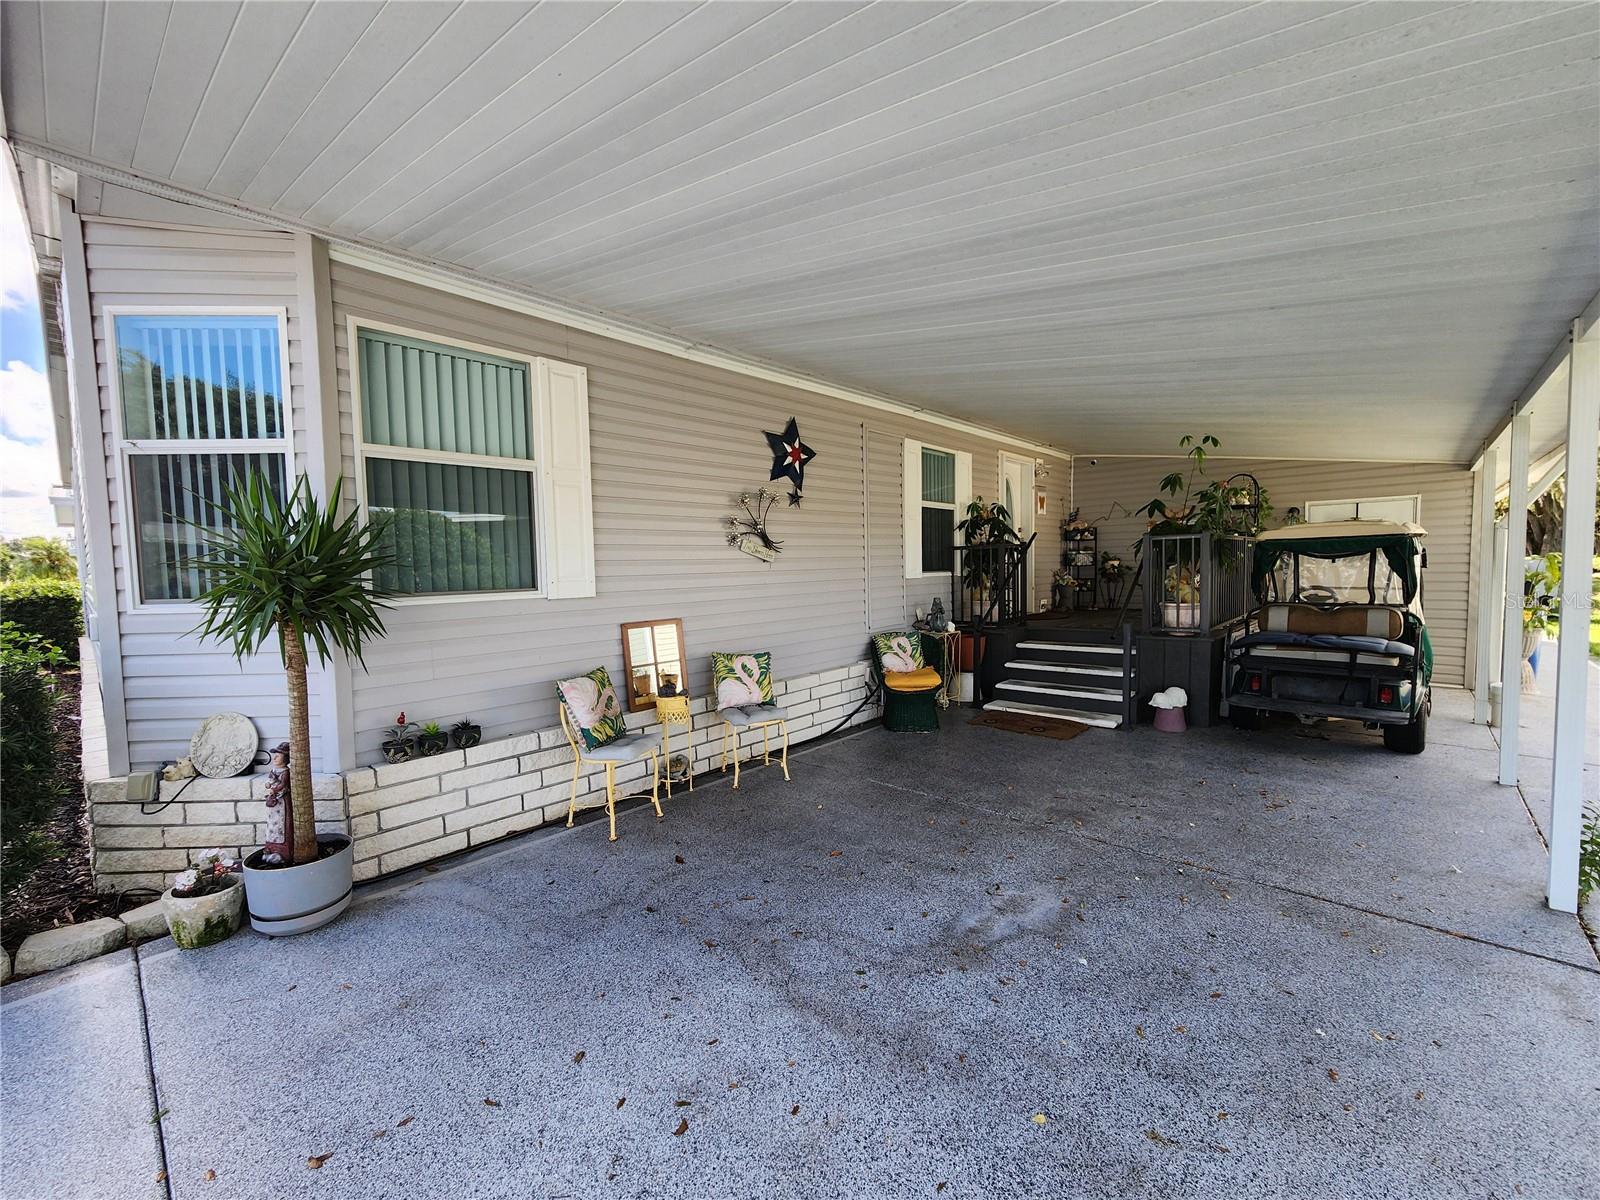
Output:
[923, 628, 961, 708]
[653, 695, 694, 798]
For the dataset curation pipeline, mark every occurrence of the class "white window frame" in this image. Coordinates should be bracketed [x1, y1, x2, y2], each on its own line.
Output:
[347, 317, 550, 606]
[106, 305, 294, 613]
[903, 438, 972, 579]
[1302, 494, 1421, 525]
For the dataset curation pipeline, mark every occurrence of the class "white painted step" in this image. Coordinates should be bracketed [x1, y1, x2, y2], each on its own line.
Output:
[996, 679, 1122, 703]
[1005, 659, 1125, 678]
[982, 700, 1122, 729]
[1016, 641, 1132, 656]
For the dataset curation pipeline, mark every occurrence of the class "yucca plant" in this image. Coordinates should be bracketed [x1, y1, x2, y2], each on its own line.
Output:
[188, 472, 391, 866]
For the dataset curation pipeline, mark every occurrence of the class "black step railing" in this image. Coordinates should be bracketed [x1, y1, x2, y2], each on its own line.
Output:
[951, 534, 1036, 706]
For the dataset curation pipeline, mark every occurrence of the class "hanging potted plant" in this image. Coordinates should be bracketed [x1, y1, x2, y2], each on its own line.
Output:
[1521, 552, 1560, 690]
[189, 472, 391, 936]
[161, 848, 245, 949]
[451, 717, 482, 749]
[381, 713, 418, 764]
[417, 721, 449, 756]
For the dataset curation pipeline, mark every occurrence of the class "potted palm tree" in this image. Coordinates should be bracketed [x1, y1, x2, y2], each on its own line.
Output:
[189, 472, 391, 935]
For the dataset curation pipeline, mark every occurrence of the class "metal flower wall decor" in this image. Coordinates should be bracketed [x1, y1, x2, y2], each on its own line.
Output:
[724, 488, 784, 563]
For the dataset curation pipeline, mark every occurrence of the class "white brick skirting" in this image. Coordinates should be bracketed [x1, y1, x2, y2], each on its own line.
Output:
[88, 661, 875, 892]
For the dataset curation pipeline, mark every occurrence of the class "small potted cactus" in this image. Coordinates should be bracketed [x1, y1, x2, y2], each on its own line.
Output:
[161, 849, 245, 949]
[417, 721, 449, 756]
[451, 717, 482, 749]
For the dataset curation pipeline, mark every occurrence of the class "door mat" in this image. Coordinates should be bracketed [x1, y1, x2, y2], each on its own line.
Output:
[968, 711, 1090, 740]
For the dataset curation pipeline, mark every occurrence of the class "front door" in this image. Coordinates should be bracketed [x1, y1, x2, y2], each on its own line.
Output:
[1000, 454, 1036, 612]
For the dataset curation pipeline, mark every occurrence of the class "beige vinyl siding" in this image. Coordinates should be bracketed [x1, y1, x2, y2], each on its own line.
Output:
[1069, 457, 1475, 686]
[331, 262, 1070, 763]
[83, 216, 319, 769]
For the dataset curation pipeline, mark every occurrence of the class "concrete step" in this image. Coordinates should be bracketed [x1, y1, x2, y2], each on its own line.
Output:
[982, 700, 1122, 729]
[1016, 640, 1131, 656]
[1004, 659, 1127, 679]
[995, 679, 1125, 710]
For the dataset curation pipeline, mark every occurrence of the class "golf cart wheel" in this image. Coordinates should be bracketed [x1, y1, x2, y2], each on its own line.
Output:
[1228, 705, 1264, 731]
[1382, 705, 1427, 754]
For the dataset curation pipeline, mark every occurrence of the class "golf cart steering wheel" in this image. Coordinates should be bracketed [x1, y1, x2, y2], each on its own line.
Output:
[1299, 585, 1338, 604]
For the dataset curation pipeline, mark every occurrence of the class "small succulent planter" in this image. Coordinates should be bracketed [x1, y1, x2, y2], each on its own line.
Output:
[382, 714, 420, 763]
[417, 724, 449, 756]
[162, 856, 245, 950]
[451, 718, 482, 749]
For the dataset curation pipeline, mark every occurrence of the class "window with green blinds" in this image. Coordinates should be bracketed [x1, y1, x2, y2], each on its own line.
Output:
[920, 447, 957, 573]
[357, 328, 539, 596]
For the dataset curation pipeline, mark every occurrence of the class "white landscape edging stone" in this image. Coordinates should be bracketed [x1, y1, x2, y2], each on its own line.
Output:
[13, 918, 127, 978]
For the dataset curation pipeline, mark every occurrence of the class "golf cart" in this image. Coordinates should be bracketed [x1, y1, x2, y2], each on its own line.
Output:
[1222, 520, 1432, 753]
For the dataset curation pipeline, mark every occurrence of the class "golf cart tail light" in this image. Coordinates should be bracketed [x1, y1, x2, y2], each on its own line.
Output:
[1247, 673, 1262, 692]
[1378, 685, 1394, 705]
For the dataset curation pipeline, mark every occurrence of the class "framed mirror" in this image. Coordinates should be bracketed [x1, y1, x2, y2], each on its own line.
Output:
[620, 618, 687, 712]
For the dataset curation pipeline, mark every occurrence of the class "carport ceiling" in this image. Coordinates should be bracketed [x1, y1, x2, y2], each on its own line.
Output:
[4, 1, 1597, 462]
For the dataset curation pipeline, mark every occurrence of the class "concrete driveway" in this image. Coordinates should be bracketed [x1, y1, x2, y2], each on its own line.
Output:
[4, 688, 1596, 1200]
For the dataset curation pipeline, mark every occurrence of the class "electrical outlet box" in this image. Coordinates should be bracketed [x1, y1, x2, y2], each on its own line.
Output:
[125, 771, 158, 804]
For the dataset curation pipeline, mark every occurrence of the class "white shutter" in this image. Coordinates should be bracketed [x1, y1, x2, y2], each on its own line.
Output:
[903, 438, 921, 579]
[535, 358, 596, 599]
[955, 450, 973, 522]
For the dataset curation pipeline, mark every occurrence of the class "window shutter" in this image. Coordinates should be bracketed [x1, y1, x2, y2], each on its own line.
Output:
[903, 438, 920, 579]
[955, 451, 972, 523]
[536, 358, 596, 599]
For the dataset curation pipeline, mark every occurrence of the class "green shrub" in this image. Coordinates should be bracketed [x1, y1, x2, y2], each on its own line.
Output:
[0, 579, 83, 663]
[1581, 806, 1599, 903]
[0, 623, 67, 892]
[0, 536, 76, 583]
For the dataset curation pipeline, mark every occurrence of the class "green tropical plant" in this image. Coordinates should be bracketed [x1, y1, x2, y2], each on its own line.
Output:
[955, 497, 1021, 608]
[1523, 552, 1561, 633]
[187, 472, 392, 866]
[1137, 435, 1271, 538]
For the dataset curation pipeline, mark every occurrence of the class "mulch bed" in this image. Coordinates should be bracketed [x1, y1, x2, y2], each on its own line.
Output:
[968, 710, 1091, 741]
[1, 668, 127, 956]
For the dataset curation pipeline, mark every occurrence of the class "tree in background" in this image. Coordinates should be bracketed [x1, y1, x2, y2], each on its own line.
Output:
[0, 536, 75, 583]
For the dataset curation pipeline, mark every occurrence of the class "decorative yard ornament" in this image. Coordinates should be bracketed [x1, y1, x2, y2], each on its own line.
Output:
[764, 417, 816, 495]
[261, 741, 294, 865]
[724, 488, 784, 562]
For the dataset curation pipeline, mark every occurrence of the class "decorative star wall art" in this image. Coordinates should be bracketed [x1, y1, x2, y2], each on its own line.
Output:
[764, 417, 816, 503]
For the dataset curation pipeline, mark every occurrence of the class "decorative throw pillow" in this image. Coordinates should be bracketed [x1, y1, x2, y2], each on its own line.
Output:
[873, 632, 925, 674]
[711, 651, 774, 709]
[556, 667, 628, 750]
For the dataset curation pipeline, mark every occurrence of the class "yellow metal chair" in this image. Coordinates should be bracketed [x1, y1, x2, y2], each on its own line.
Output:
[718, 705, 791, 789]
[559, 706, 663, 842]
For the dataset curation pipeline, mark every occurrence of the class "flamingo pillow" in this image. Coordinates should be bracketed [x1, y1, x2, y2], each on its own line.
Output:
[872, 632, 925, 674]
[555, 666, 628, 749]
[711, 651, 775, 710]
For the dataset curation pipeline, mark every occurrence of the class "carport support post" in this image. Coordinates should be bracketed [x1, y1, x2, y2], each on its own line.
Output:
[1546, 318, 1598, 913]
[1472, 446, 1499, 723]
[1497, 411, 1531, 786]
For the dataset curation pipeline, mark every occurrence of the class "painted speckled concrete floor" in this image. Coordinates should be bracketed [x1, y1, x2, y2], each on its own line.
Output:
[4, 687, 1597, 1200]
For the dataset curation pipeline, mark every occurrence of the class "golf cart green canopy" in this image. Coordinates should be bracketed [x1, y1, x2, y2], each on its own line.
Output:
[1251, 520, 1426, 605]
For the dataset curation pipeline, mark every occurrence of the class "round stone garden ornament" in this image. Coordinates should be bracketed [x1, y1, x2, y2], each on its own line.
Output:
[189, 712, 258, 778]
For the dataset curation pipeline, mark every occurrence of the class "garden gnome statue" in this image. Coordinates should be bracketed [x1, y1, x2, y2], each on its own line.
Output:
[262, 741, 294, 864]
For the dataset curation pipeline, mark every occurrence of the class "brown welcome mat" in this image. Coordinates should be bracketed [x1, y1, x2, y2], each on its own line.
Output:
[968, 710, 1091, 740]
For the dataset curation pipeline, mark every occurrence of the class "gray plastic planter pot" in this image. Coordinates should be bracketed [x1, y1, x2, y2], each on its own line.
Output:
[242, 835, 354, 936]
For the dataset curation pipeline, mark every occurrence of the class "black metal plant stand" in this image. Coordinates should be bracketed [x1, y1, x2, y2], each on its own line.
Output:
[1062, 524, 1098, 609]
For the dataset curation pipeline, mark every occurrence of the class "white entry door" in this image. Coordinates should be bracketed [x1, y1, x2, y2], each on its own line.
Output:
[1000, 453, 1036, 611]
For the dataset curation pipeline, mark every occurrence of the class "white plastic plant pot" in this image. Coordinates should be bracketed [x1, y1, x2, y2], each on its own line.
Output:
[161, 877, 245, 950]
[1161, 602, 1200, 633]
[242, 835, 354, 936]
